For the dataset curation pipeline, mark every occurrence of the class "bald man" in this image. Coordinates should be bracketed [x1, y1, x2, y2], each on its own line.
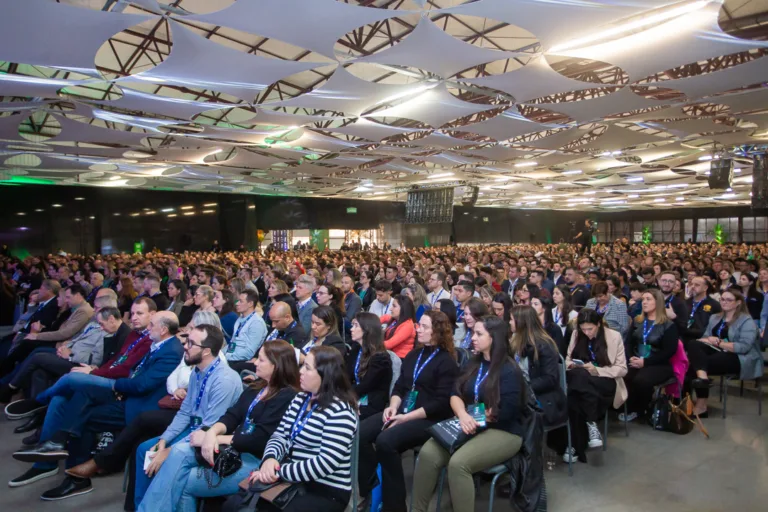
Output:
[228, 302, 307, 374]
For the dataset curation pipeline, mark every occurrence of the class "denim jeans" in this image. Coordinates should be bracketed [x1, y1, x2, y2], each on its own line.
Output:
[134, 429, 193, 509]
[35, 372, 114, 404]
[0, 346, 55, 386]
[138, 441, 260, 512]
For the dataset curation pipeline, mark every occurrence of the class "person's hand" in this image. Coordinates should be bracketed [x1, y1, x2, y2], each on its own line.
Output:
[253, 458, 280, 484]
[582, 362, 599, 376]
[458, 413, 479, 435]
[31, 321, 43, 333]
[145, 441, 169, 477]
[184, 297, 194, 306]
[242, 374, 256, 383]
[382, 406, 397, 422]
[188, 429, 207, 448]
[25, 333, 38, 340]
[71, 363, 93, 374]
[173, 388, 187, 401]
[665, 306, 677, 320]
[57, 346, 72, 359]
[388, 412, 413, 429]
[201, 431, 219, 466]
[629, 356, 645, 369]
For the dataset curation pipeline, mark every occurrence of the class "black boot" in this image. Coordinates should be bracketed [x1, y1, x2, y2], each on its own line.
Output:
[14, 413, 43, 434]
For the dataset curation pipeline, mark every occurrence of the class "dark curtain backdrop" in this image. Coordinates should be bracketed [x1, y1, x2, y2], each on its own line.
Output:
[0, 184, 758, 255]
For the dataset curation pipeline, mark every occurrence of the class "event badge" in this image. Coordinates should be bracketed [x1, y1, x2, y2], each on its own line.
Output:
[638, 344, 651, 358]
[227, 342, 236, 354]
[116, 354, 128, 364]
[190, 416, 202, 428]
[358, 395, 369, 407]
[687, 319, 694, 329]
[243, 421, 255, 435]
[467, 403, 486, 428]
[403, 390, 418, 413]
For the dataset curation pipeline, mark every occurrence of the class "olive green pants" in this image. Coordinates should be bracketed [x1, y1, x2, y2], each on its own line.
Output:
[411, 428, 523, 512]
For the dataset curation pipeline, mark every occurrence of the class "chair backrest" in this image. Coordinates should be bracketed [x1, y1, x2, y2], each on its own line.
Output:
[558, 352, 567, 393]
[388, 350, 401, 396]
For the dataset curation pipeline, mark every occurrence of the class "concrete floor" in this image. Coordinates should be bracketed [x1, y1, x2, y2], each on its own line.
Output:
[0, 385, 765, 512]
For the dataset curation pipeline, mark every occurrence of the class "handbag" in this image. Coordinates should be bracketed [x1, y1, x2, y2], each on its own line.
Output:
[649, 392, 709, 438]
[427, 416, 481, 454]
[249, 481, 305, 510]
[158, 394, 183, 410]
[195, 445, 243, 489]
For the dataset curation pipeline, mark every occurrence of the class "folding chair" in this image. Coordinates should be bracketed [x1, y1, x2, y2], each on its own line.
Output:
[720, 375, 764, 418]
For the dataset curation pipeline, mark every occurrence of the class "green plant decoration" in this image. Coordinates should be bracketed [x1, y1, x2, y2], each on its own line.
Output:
[710, 223, 727, 245]
[642, 225, 652, 245]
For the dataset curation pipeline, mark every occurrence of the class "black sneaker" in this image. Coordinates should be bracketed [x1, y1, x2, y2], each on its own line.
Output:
[23, 429, 41, 446]
[40, 476, 93, 501]
[6, 399, 47, 420]
[8, 466, 59, 488]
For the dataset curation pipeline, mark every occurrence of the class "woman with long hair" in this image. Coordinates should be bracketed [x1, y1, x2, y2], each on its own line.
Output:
[117, 276, 138, 323]
[403, 284, 430, 322]
[251, 346, 358, 511]
[687, 289, 763, 417]
[213, 289, 238, 342]
[345, 312, 393, 420]
[139, 340, 299, 512]
[166, 279, 187, 319]
[380, 294, 417, 358]
[357, 270, 375, 311]
[717, 268, 736, 294]
[551, 285, 577, 354]
[301, 305, 347, 361]
[263, 279, 289, 330]
[458, 297, 489, 349]
[478, 284, 496, 308]
[325, 268, 342, 288]
[211, 274, 227, 292]
[436, 297, 458, 334]
[736, 272, 763, 320]
[530, 296, 565, 360]
[315, 283, 346, 337]
[559, 308, 628, 462]
[411, 316, 525, 512]
[606, 275, 627, 304]
[622, 288, 678, 422]
[491, 292, 514, 324]
[357, 311, 458, 512]
[228, 277, 246, 298]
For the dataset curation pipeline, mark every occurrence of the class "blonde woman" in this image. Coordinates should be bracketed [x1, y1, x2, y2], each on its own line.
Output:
[403, 283, 430, 322]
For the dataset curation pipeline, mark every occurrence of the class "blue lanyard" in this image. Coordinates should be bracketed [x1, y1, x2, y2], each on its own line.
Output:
[474, 362, 489, 404]
[194, 358, 221, 412]
[431, 289, 444, 306]
[665, 295, 673, 307]
[234, 311, 256, 339]
[382, 301, 390, 315]
[302, 337, 318, 354]
[716, 320, 728, 338]
[354, 349, 362, 385]
[462, 329, 472, 349]
[267, 328, 280, 341]
[553, 308, 561, 325]
[588, 342, 597, 362]
[244, 388, 268, 424]
[596, 302, 607, 315]
[412, 348, 440, 390]
[456, 307, 465, 322]
[112, 330, 148, 368]
[290, 394, 318, 442]
[689, 300, 703, 319]
[642, 319, 654, 345]
[78, 323, 99, 338]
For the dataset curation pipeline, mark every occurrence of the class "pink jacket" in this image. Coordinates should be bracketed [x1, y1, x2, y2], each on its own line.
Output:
[666, 340, 689, 398]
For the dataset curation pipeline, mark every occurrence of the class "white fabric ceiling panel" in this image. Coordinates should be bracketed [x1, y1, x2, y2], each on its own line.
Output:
[407, 132, 476, 148]
[368, 84, 497, 128]
[46, 115, 150, 147]
[420, 152, 486, 167]
[358, 17, 520, 78]
[214, 149, 284, 169]
[523, 127, 590, 150]
[453, 108, 552, 141]
[465, 55, 611, 102]
[0, 113, 29, 142]
[462, 145, 532, 162]
[329, 118, 422, 141]
[439, 0, 675, 51]
[0, 101, 51, 112]
[92, 85, 231, 120]
[556, 3, 768, 81]
[711, 87, 768, 113]
[578, 125, 668, 152]
[290, 130, 365, 153]
[267, 66, 423, 116]
[184, 0, 409, 58]
[534, 87, 668, 123]
[184, 125, 286, 145]
[131, 21, 325, 102]
[0, 0, 152, 75]
[659, 56, 768, 100]
[0, 74, 87, 100]
[659, 118, 737, 135]
[251, 109, 346, 128]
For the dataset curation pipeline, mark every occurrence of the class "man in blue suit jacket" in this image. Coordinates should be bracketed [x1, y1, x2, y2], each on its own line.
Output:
[12, 311, 183, 500]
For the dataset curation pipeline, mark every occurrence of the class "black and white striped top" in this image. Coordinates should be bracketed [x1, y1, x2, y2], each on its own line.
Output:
[263, 392, 358, 491]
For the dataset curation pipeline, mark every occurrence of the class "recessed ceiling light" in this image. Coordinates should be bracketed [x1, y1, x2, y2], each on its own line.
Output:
[180, 206, 194, 210]
[698, 155, 713, 161]
[654, 198, 666, 202]
[626, 177, 643, 182]
[88, 216, 95, 219]
[113, 213, 121, 216]
[183, 212, 195, 216]
[202, 210, 215, 214]
[562, 170, 582, 175]
[203, 203, 217, 207]
[168, 213, 177, 217]
[75, 197, 84, 201]
[52, 204, 62, 208]
[676, 197, 685, 201]
[161, 208, 174, 213]
[35, 209, 44, 212]
[16, 212, 25, 216]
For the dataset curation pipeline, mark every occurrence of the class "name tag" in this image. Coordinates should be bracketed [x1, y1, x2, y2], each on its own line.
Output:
[227, 342, 236, 354]
[403, 390, 418, 413]
[116, 355, 128, 364]
[358, 395, 369, 407]
[242, 421, 255, 435]
[638, 345, 651, 358]
[190, 416, 202, 428]
[467, 403, 486, 428]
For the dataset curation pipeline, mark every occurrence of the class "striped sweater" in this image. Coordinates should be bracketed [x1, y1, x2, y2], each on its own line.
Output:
[263, 393, 358, 491]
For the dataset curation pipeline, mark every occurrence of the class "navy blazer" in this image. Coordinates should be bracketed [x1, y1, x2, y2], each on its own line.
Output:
[114, 336, 184, 424]
[20, 297, 61, 335]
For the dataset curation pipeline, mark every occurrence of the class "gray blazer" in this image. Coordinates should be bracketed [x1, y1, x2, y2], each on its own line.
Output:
[168, 300, 184, 318]
[298, 299, 318, 337]
[704, 313, 764, 380]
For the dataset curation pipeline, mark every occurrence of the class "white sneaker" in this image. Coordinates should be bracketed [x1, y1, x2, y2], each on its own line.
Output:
[586, 421, 603, 449]
[562, 447, 577, 463]
[618, 412, 638, 423]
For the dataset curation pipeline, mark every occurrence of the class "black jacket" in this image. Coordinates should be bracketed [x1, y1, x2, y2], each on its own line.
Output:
[629, 317, 678, 366]
[275, 320, 308, 350]
[393, 346, 458, 422]
[663, 294, 689, 336]
[316, 333, 348, 358]
[524, 341, 567, 428]
[358, 287, 375, 311]
[570, 285, 589, 311]
[683, 296, 721, 342]
[101, 322, 131, 365]
[22, 297, 61, 335]
[219, 387, 296, 457]
[345, 345, 392, 420]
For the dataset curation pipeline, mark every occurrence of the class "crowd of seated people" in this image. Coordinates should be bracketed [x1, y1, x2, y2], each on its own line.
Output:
[0, 240, 765, 510]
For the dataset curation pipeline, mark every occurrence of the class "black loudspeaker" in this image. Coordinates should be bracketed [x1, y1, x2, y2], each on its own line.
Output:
[752, 153, 768, 210]
[708, 158, 733, 189]
[405, 187, 454, 224]
[461, 186, 479, 207]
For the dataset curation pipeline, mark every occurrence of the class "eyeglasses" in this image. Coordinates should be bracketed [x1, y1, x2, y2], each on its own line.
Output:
[720, 298, 736, 303]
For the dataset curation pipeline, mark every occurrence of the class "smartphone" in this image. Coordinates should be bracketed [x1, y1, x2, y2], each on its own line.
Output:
[381, 419, 395, 431]
[572, 359, 585, 366]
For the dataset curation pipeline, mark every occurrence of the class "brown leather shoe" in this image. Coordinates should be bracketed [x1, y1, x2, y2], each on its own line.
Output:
[64, 459, 100, 479]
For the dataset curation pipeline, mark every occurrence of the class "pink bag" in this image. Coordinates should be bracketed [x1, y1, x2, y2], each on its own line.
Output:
[666, 340, 689, 398]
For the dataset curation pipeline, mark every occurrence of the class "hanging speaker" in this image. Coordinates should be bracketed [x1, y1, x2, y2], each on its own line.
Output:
[461, 186, 479, 206]
[752, 153, 768, 210]
[708, 158, 733, 189]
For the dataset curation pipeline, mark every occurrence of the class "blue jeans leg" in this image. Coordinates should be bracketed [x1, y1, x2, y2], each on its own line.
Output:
[32, 395, 68, 471]
[178, 452, 261, 512]
[35, 372, 114, 404]
[134, 429, 192, 509]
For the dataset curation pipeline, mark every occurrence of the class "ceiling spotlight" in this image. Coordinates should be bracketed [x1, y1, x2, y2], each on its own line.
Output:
[676, 197, 685, 201]
[562, 170, 582, 175]
[514, 162, 537, 168]
[543, 185, 553, 189]
[698, 155, 713, 161]
[180, 206, 194, 210]
[75, 197, 84, 201]
[654, 198, 666, 202]
[88, 216, 95, 219]
[52, 204, 62, 208]
[626, 177, 643, 182]
[34, 209, 44, 212]
[203, 203, 217, 207]
[16, 212, 25, 216]
[627, 194, 639, 198]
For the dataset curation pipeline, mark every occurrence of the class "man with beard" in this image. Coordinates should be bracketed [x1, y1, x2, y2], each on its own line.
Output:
[564, 267, 589, 311]
[683, 276, 721, 345]
[658, 271, 689, 335]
